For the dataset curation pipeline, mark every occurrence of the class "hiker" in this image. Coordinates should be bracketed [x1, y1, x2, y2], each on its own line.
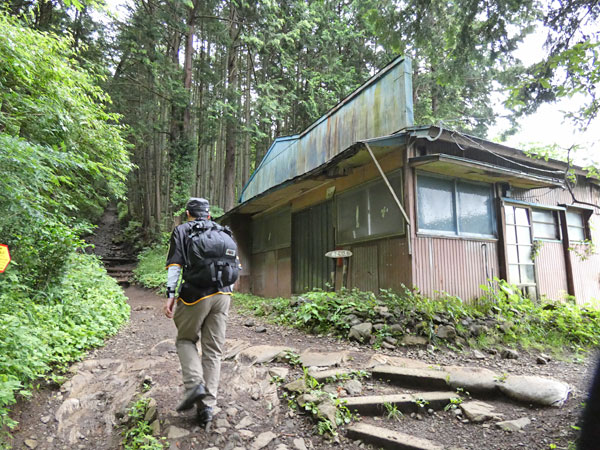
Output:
[163, 197, 238, 428]
[579, 356, 600, 450]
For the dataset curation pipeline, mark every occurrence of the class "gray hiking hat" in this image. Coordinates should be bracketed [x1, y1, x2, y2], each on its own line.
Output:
[186, 197, 210, 218]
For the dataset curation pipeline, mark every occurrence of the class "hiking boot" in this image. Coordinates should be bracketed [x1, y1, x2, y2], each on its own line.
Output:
[176, 384, 207, 412]
[196, 405, 213, 429]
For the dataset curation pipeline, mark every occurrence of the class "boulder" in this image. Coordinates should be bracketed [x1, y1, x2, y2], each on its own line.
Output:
[459, 401, 503, 423]
[250, 431, 276, 450]
[436, 325, 457, 340]
[316, 399, 338, 428]
[344, 379, 363, 396]
[446, 366, 499, 395]
[268, 367, 289, 380]
[348, 323, 372, 343]
[501, 348, 519, 360]
[237, 345, 295, 365]
[496, 417, 531, 432]
[167, 426, 190, 439]
[299, 350, 348, 368]
[284, 378, 306, 394]
[497, 375, 570, 407]
[400, 335, 429, 346]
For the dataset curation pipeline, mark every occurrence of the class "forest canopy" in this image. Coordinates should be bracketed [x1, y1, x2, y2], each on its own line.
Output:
[1, 0, 598, 236]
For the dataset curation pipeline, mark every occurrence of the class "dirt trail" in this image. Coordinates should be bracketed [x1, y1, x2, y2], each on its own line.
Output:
[8, 283, 598, 450]
[6, 207, 598, 450]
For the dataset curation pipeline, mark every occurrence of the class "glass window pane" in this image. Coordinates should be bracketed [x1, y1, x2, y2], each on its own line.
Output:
[533, 222, 558, 240]
[568, 226, 585, 241]
[518, 245, 532, 262]
[506, 225, 517, 244]
[516, 226, 532, 244]
[515, 208, 529, 226]
[337, 189, 368, 243]
[457, 182, 494, 235]
[417, 175, 456, 233]
[504, 205, 515, 224]
[566, 211, 584, 227]
[506, 244, 518, 263]
[532, 209, 553, 223]
[520, 264, 535, 284]
[369, 173, 404, 237]
[509, 264, 520, 283]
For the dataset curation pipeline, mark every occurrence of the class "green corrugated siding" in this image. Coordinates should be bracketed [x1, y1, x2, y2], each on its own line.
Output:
[292, 202, 334, 293]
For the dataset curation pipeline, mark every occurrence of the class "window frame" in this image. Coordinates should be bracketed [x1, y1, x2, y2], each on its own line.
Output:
[416, 172, 497, 239]
[335, 169, 405, 245]
[251, 207, 292, 254]
[565, 207, 592, 243]
[531, 207, 562, 241]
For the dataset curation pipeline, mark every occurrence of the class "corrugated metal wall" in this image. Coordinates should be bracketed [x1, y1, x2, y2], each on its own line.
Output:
[512, 182, 600, 304]
[345, 237, 411, 293]
[412, 237, 499, 302]
[535, 242, 569, 300]
[350, 244, 379, 292]
[292, 202, 335, 293]
[251, 248, 291, 298]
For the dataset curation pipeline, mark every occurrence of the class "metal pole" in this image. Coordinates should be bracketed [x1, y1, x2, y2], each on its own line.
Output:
[363, 141, 412, 255]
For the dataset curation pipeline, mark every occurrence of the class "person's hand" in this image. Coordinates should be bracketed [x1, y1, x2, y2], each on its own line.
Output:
[164, 297, 176, 318]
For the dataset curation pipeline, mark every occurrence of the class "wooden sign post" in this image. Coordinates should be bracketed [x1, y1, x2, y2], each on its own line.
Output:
[325, 250, 352, 291]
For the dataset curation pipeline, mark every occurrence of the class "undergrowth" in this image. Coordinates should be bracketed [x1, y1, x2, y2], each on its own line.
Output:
[0, 253, 130, 437]
[133, 243, 169, 295]
[133, 241, 600, 353]
[233, 280, 600, 355]
[121, 397, 165, 450]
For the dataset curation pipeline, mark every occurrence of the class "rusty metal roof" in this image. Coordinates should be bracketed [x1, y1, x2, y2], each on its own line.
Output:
[239, 56, 414, 204]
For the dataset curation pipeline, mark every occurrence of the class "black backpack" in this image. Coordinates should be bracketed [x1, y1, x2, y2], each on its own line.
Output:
[183, 220, 239, 289]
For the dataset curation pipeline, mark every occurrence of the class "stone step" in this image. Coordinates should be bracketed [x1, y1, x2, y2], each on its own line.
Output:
[343, 391, 459, 416]
[346, 423, 448, 450]
[372, 365, 450, 390]
[308, 368, 356, 383]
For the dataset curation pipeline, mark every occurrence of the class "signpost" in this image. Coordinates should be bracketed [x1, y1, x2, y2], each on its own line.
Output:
[0, 244, 11, 273]
[325, 250, 352, 290]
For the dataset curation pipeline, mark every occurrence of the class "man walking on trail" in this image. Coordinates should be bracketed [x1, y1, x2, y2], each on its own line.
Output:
[163, 197, 237, 428]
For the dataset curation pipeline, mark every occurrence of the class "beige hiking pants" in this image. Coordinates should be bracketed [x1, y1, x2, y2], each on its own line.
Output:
[173, 293, 231, 408]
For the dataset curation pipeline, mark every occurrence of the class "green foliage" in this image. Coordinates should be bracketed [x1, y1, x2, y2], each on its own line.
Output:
[384, 402, 403, 421]
[0, 253, 129, 434]
[235, 281, 600, 355]
[480, 279, 600, 350]
[281, 350, 302, 368]
[324, 370, 370, 384]
[133, 244, 169, 294]
[0, 12, 131, 290]
[121, 396, 165, 450]
[285, 370, 354, 437]
[444, 397, 463, 411]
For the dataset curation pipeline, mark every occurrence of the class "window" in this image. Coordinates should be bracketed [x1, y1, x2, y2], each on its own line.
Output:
[417, 173, 495, 237]
[566, 210, 587, 242]
[532, 209, 560, 240]
[336, 171, 404, 244]
[252, 208, 291, 253]
[504, 205, 536, 286]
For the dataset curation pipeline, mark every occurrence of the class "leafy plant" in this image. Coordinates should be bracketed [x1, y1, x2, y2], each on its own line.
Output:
[444, 397, 463, 411]
[0, 254, 129, 436]
[324, 370, 370, 384]
[414, 397, 430, 408]
[281, 350, 302, 367]
[384, 402, 403, 421]
[133, 244, 170, 293]
[121, 397, 165, 450]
